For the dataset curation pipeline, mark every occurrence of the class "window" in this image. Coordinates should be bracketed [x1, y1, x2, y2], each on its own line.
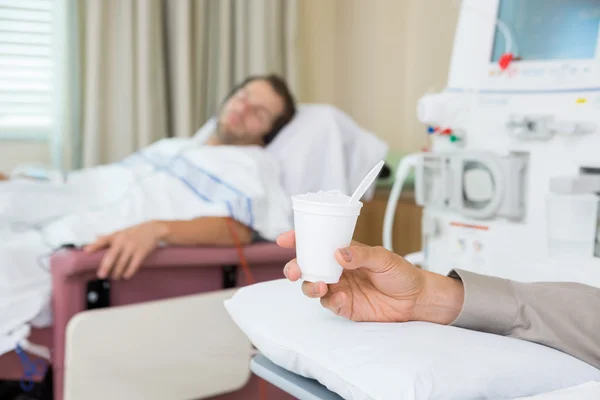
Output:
[0, 0, 65, 143]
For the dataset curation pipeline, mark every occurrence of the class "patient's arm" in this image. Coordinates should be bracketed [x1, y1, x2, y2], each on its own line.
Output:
[84, 217, 252, 280]
[156, 217, 253, 246]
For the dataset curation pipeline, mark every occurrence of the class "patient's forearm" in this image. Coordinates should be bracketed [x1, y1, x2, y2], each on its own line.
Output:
[155, 217, 253, 246]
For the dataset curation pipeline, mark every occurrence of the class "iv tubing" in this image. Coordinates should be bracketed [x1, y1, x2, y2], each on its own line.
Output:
[383, 154, 421, 252]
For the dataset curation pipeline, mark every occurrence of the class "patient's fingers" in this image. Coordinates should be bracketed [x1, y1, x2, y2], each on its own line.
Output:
[85, 235, 111, 253]
[124, 252, 146, 280]
[112, 246, 133, 280]
[301, 281, 328, 298]
[97, 248, 116, 279]
[276, 230, 295, 248]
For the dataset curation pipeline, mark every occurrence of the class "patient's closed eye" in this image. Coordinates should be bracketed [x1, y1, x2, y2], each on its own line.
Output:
[254, 108, 270, 124]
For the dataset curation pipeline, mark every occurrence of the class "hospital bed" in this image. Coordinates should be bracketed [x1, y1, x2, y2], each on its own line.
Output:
[248, 354, 600, 400]
[0, 243, 297, 400]
[250, 354, 342, 400]
[0, 104, 388, 400]
[227, 0, 600, 399]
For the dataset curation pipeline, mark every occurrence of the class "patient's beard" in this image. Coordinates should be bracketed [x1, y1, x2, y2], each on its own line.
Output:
[214, 124, 259, 146]
[214, 128, 241, 145]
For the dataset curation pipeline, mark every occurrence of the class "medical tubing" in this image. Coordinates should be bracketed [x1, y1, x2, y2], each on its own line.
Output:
[224, 218, 271, 400]
[444, 3, 517, 132]
[225, 217, 256, 285]
[15, 344, 47, 392]
[383, 154, 421, 252]
[20, 339, 51, 361]
[495, 19, 513, 55]
[457, 1, 518, 57]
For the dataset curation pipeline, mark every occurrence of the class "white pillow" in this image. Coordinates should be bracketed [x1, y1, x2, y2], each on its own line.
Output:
[225, 279, 600, 400]
[192, 104, 389, 201]
[517, 382, 600, 400]
[266, 104, 388, 200]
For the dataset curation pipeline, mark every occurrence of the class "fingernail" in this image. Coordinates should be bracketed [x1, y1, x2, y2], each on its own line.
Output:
[338, 248, 352, 262]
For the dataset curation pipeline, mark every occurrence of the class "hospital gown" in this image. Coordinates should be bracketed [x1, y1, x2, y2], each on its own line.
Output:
[0, 138, 293, 357]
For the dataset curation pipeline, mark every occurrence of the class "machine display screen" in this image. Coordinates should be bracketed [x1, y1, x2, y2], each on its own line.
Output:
[491, 0, 600, 62]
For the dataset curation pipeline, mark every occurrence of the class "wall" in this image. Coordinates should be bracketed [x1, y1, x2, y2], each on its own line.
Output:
[296, 0, 337, 104]
[0, 143, 51, 173]
[298, 0, 460, 153]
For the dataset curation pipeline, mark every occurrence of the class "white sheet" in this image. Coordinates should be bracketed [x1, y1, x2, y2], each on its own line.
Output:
[225, 279, 600, 400]
[0, 138, 292, 357]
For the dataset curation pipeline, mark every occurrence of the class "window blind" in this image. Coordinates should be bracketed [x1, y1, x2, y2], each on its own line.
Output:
[0, 0, 55, 136]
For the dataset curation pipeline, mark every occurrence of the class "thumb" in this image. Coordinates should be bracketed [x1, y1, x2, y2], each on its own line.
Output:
[335, 245, 400, 273]
[84, 235, 112, 253]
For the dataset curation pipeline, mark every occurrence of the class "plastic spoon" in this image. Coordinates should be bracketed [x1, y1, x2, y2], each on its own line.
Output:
[348, 160, 385, 204]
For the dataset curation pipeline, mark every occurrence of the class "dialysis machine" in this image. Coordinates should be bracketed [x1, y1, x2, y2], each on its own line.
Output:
[385, 0, 600, 286]
[247, 2, 600, 399]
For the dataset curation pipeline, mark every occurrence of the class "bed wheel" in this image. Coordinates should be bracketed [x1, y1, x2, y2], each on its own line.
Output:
[0, 366, 53, 400]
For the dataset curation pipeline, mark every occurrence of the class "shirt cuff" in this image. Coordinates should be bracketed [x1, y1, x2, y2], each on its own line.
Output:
[448, 269, 518, 335]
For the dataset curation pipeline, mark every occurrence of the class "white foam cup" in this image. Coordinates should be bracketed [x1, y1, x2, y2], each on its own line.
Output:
[292, 190, 363, 283]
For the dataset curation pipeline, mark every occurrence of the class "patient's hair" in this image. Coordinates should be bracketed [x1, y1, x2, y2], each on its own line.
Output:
[226, 74, 297, 145]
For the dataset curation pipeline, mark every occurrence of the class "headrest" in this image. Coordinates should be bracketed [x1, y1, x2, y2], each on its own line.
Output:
[193, 104, 389, 201]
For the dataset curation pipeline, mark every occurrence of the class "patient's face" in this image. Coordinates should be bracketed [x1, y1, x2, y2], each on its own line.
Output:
[217, 80, 285, 145]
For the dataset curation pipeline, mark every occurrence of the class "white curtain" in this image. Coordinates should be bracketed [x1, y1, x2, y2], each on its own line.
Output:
[78, 0, 298, 167]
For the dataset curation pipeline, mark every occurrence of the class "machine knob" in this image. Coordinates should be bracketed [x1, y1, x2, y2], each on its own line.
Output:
[464, 167, 494, 202]
[417, 94, 446, 126]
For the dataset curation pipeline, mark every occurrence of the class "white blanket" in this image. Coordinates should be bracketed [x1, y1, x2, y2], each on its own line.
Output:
[0, 138, 292, 357]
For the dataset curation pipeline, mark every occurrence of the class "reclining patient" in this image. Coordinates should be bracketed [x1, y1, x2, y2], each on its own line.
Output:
[0, 75, 296, 355]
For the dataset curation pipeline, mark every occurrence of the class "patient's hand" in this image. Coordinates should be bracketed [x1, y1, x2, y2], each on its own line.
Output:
[277, 231, 464, 325]
[84, 221, 166, 280]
